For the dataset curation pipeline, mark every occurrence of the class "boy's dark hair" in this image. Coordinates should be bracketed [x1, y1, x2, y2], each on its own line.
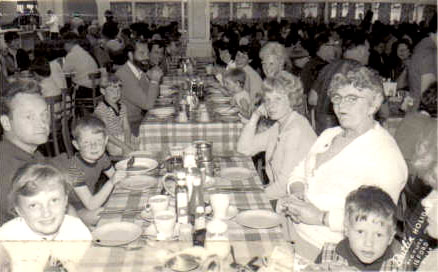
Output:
[62, 32, 79, 44]
[310, 31, 331, 56]
[72, 115, 107, 140]
[30, 57, 51, 78]
[0, 79, 42, 117]
[342, 29, 369, 52]
[4, 32, 19, 44]
[148, 40, 165, 52]
[123, 39, 148, 59]
[345, 186, 397, 228]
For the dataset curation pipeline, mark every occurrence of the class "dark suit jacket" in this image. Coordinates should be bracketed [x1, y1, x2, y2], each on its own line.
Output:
[115, 63, 159, 135]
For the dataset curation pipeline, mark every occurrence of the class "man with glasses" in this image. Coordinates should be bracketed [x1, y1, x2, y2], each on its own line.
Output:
[310, 30, 371, 134]
[302, 31, 340, 120]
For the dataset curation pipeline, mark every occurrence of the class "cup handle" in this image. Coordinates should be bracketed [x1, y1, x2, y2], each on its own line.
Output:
[161, 173, 177, 197]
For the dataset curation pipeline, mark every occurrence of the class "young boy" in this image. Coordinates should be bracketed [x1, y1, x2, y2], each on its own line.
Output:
[54, 115, 122, 225]
[94, 74, 134, 156]
[313, 186, 399, 271]
[223, 68, 253, 119]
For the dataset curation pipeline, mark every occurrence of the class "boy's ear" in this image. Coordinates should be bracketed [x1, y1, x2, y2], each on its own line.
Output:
[14, 206, 23, 218]
[0, 115, 12, 132]
[388, 227, 396, 245]
[104, 135, 109, 146]
[343, 219, 350, 236]
[72, 139, 80, 151]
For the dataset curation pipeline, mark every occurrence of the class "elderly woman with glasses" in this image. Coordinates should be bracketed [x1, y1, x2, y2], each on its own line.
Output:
[279, 60, 408, 261]
[259, 42, 305, 115]
[237, 77, 317, 201]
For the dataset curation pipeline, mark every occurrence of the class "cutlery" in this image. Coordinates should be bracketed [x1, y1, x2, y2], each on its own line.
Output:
[99, 208, 143, 215]
[230, 246, 240, 269]
[207, 186, 264, 192]
[127, 156, 135, 169]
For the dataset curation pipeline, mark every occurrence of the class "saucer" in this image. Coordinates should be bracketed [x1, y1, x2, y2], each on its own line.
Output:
[206, 205, 238, 220]
[143, 224, 179, 241]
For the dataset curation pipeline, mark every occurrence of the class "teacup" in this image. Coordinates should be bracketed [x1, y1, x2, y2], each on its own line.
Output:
[210, 194, 229, 220]
[154, 210, 176, 240]
[149, 195, 169, 215]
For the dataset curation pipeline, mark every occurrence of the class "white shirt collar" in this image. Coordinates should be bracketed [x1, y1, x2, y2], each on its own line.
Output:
[127, 61, 142, 80]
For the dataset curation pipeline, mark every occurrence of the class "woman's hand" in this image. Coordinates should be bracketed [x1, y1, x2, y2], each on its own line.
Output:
[252, 104, 268, 119]
[281, 196, 325, 226]
[288, 182, 305, 200]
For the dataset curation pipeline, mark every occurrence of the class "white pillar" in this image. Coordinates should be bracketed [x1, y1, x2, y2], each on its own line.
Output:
[186, 0, 212, 58]
[181, 0, 185, 33]
[95, 0, 110, 26]
[324, 1, 330, 25]
[230, 0, 233, 21]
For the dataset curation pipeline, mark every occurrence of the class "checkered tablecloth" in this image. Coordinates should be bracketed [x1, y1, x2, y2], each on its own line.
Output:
[78, 157, 289, 271]
[138, 121, 243, 156]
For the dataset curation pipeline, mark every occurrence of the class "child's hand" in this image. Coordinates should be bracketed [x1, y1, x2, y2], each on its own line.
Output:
[67, 161, 85, 185]
[110, 171, 126, 186]
[238, 113, 250, 124]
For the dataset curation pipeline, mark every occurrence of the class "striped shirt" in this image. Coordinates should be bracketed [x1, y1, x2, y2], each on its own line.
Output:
[94, 101, 127, 135]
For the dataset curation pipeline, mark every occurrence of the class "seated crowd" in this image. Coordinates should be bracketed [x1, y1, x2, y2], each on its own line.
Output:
[0, 9, 436, 271]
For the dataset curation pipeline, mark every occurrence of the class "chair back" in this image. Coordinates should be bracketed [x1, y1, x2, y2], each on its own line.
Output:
[45, 88, 75, 157]
[73, 71, 103, 117]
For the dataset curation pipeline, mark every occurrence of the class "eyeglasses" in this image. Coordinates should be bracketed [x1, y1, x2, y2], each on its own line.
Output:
[330, 94, 366, 105]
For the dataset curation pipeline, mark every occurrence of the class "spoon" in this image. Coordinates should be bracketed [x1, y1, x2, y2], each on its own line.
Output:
[230, 245, 239, 269]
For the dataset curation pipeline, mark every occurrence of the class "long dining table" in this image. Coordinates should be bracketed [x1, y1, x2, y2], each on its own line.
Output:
[137, 61, 244, 156]
[77, 155, 295, 271]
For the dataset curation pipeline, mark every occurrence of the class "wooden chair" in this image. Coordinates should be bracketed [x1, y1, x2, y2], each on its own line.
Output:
[74, 71, 103, 117]
[45, 88, 75, 158]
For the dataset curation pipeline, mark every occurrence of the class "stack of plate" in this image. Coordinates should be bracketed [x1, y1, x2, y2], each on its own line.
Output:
[155, 96, 174, 106]
[160, 85, 178, 97]
[149, 107, 176, 119]
[208, 96, 232, 104]
[213, 105, 239, 116]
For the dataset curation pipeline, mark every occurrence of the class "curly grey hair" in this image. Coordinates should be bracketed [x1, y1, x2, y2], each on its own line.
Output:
[328, 60, 384, 98]
[259, 42, 287, 63]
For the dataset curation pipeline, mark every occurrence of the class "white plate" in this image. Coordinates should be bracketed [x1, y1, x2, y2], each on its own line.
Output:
[209, 96, 231, 104]
[165, 253, 200, 272]
[219, 115, 240, 122]
[213, 106, 239, 115]
[92, 222, 142, 246]
[115, 157, 158, 174]
[143, 224, 179, 240]
[149, 107, 175, 115]
[118, 175, 159, 191]
[219, 167, 254, 180]
[235, 210, 281, 229]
